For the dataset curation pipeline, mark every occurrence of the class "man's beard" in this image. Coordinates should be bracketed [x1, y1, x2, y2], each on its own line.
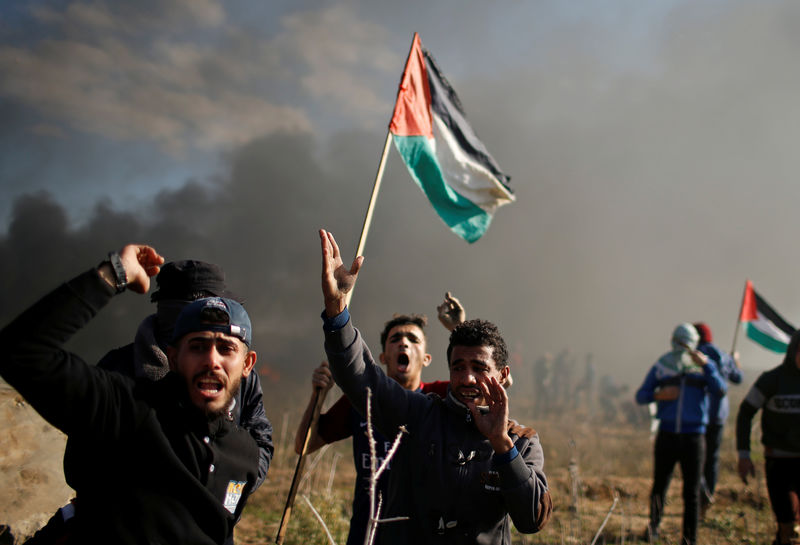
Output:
[202, 373, 243, 420]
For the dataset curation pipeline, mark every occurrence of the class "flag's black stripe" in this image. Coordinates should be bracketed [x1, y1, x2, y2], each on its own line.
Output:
[754, 290, 796, 335]
[422, 48, 513, 193]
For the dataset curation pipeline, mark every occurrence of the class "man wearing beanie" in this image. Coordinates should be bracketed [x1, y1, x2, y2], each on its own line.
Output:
[636, 323, 727, 545]
[693, 322, 743, 514]
[95, 259, 272, 487]
[2, 245, 262, 544]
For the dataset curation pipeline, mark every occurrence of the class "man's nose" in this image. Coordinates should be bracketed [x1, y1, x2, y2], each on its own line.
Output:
[203, 347, 224, 369]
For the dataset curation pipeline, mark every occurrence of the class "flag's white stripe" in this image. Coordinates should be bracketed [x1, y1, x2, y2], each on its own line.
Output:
[751, 311, 793, 344]
[431, 114, 515, 214]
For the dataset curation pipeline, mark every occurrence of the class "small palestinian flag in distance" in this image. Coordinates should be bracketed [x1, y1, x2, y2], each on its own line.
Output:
[389, 33, 514, 243]
[739, 279, 796, 353]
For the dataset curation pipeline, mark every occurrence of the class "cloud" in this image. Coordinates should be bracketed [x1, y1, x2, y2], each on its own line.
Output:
[274, 5, 400, 120]
[0, 2, 404, 154]
[0, 1, 316, 153]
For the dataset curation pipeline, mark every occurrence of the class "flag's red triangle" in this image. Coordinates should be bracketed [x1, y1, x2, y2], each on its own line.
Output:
[389, 33, 434, 138]
[739, 279, 758, 322]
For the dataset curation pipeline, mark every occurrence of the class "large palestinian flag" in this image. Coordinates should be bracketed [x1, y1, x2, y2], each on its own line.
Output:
[389, 33, 514, 243]
[739, 280, 796, 353]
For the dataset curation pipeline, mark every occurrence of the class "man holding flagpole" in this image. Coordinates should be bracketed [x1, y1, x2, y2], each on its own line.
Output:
[316, 229, 551, 545]
[693, 322, 743, 516]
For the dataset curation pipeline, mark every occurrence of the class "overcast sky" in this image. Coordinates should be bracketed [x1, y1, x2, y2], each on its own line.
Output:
[1, 0, 799, 404]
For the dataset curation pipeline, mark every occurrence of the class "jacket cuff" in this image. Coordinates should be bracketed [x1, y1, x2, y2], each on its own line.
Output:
[67, 268, 116, 310]
[321, 307, 350, 332]
[322, 309, 356, 353]
[493, 445, 519, 465]
[496, 448, 530, 488]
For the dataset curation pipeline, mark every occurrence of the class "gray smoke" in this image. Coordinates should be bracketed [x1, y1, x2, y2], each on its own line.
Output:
[2, 0, 800, 401]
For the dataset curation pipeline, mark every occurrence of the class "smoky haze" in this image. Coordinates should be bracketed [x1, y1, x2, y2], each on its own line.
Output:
[2, 0, 800, 410]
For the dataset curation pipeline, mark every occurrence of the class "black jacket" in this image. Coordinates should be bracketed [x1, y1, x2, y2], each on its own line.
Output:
[324, 317, 552, 545]
[0, 270, 259, 544]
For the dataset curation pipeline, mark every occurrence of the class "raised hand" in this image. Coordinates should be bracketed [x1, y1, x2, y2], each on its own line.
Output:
[437, 291, 466, 331]
[467, 377, 514, 454]
[319, 229, 363, 317]
[119, 244, 164, 294]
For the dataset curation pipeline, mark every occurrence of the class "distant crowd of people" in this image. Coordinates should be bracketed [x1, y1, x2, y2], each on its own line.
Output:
[2, 235, 799, 545]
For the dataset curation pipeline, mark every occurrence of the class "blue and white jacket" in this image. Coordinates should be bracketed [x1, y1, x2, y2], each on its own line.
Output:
[636, 351, 727, 434]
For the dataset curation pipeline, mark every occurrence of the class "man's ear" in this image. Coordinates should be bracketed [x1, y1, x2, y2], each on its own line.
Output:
[422, 353, 432, 368]
[379, 352, 386, 366]
[499, 365, 510, 386]
[166, 346, 178, 372]
[242, 350, 257, 377]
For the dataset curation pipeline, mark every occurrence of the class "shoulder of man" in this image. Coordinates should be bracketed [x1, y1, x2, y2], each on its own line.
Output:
[317, 394, 355, 444]
[96, 343, 136, 375]
[421, 380, 449, 398]
[507, 419, 537, 440]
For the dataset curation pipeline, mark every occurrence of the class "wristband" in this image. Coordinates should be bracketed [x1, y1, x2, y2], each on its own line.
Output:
[107, 251, 128, 293]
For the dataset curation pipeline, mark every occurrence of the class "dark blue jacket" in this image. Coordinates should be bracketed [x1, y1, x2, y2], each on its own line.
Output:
[697, 341, 743, 425]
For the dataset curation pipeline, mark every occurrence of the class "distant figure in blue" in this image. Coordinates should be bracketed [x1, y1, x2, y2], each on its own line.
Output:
[693, 322, 743, 514]
[636, 323, 727, 545]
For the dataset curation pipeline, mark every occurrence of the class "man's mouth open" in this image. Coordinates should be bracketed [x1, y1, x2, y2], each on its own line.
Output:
[396, 353, 409, 372]
[195, 376, 224, 399]
[457, 388, 481, 400]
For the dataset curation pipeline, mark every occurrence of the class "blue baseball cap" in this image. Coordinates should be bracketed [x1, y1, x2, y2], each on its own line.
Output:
[171, 297, 252, 347]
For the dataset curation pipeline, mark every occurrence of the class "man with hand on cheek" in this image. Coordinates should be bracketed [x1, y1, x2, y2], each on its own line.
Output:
[317, 229, 551, 545]
[0, 244, 260, 544]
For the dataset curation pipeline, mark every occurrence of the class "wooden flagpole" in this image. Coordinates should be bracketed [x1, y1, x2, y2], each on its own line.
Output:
[275, 133, 392, 544]
[274, 387, 328, 544]
[275, 33, 417, 543]
[730, 279, 749, 356]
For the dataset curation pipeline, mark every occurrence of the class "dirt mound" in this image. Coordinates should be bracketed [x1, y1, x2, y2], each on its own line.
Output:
[0, 384, 73, 541]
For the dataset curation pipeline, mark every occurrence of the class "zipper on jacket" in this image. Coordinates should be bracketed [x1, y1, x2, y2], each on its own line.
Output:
[676, 375, 685, 433]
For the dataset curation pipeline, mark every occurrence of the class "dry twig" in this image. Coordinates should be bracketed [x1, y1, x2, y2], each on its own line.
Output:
[301, 494, 337, 545]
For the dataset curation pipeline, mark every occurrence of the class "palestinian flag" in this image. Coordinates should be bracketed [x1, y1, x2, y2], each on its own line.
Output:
[739, 280, 796, 353]
[389, 33, 514, 243]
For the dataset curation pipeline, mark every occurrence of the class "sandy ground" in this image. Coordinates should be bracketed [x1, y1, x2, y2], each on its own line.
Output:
[0, 384, 73, 542]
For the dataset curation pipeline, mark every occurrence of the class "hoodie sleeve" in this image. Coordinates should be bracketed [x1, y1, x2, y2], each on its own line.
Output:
[736, 371, 770, 455]
[635, 366, 660, 405]
[497, 425, 552, 534]
[0, 269, 141, 438]
[703, 360, 727, 397]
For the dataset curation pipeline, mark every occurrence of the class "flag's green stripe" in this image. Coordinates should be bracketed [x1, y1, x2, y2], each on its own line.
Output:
[746, 322, 789, 353]
[392, 135, 491, 243]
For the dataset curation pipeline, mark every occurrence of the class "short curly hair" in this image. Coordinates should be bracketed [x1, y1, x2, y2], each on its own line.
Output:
[446, 319, 509, 369]
[379, 314, 428, 350]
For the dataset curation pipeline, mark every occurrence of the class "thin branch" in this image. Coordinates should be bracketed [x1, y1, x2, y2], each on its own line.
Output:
[374, 425, 407, 482]
[298, 443, 332, 490]
[326, 452, 342, 496]
[301, 495, 337, 545]
[362, 388, 409, 545]
[589, 494, 619, 545]
[376, 516, 410, 524]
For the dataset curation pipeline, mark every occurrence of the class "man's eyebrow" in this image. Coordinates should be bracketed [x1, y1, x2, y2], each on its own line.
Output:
[450, 357, 489, 367]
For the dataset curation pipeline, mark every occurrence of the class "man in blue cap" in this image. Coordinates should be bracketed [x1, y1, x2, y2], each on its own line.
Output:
[1, 244, 262, 544]
[25, 259, 272, 545]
